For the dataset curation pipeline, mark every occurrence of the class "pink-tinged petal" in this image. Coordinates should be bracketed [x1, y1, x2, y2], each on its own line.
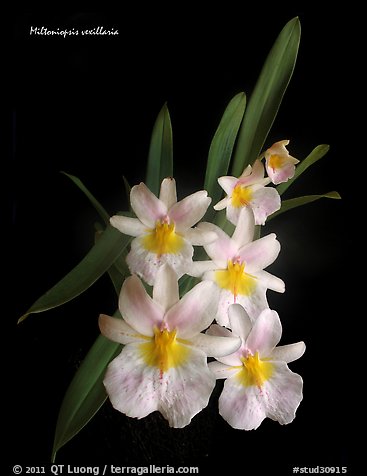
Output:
[217, 176, 237, 195]
[250, 186, 281, 225]
[182, 227, 217, 246]
[266, 139, 290, 156]
[239, 164, 252, 178]
[159, 177, 177, 209]
[219, 377, 266, 430]
[206, 323, 233, 338]
[126, 236, 193, 286]
[231, 207, 255, 249]
[238, 233, 280, 273]
[103, 345, 159, 420]
[246, 309, 282, 356]
[187, 260, 218, 278]
[166, 281, 219, 338]
[213, 196, 229, 211]
[254, 270, 285, 293]
[266, 162, 297, 185]
[158, 347, 215, 428]
[261, 362, 303, 425]
[99, 314, 146, 344]
[109, 216, 146, 237]
[209, 361, 240, 379]
[238, 159, 265, 186]
[130, 182, 167, 227]
[228, 304, 253, 342]
[226, 203, 242, 226]
[152, 264, 179, 313]
[269, 342, 306, 363]
[199, 223, 238, 263]
[168, 191, 211, 231]
[265, 140, 300, 185]
[190, 333, 241, 357]
[119, 275, 164, 335]
[206, 324, 242, 365]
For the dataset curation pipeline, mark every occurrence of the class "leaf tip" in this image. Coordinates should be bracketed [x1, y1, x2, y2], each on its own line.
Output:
[17, 313, 29, 325]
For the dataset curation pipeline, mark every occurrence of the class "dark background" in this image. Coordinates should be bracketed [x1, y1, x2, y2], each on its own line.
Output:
[10, 5, 354, 475]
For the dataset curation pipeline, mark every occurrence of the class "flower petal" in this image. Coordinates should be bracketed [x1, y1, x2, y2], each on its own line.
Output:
[130, 182, 167, 227]
[217, 176, 237, 195]
[206, 323, 233, 338]
[159, 177, 177, 209]
[206, 324, 242, 365]
[126, 236, 193, 286]
[213, 196, 229, 211]
[99, 314, 146, 344]
[187, 260, 218, 278]
[246, 308, 282, 356]
[109, 216, 146, 237]
[199, 223, 238, 263]
[231, 207, 255, 249]
[190, 333, 241, 357]
[228, 303, 253, 341]
[269, 342, 306, 363]
[168, 191, 211, 231]
[152, 264, 179, 313]
[182, 227, 217, 246]
[254, 270, 285, 293]
[166, 281, 219, 338]
[238, 159, 265, 186]
[238, 233, 280, 273]
[209, 361, 239, 379]
[119, 275, 164, 335]
[158, 347, 215, 428]
[250, 186, 281, 225]
[226, 203, 242, 226]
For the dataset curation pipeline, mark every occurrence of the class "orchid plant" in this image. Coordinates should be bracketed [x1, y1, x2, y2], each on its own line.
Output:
[18, 18, 340, 462]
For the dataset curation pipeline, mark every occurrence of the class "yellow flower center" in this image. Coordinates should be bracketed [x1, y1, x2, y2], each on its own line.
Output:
[139, 327, 190, 374]
[268, 154, 284, 171]
[236, 352, 274, 388]
[231, 184, 253, 208]
[142, 220, 184, 256]
[215, 260, 257, 300]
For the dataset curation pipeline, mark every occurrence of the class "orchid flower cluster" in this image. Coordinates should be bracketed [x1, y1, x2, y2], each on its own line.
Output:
[100, 141, 305, 430]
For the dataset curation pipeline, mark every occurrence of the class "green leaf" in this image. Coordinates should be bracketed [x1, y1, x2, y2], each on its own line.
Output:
[277, 144, 330, 195]
[231, 17, 301, 176]
[52, 317, 122, 462]
[62, 172, 110, 225]
[204, 92, 246, 220]
[146, 104, 173, 196]
[269, 191, 341, 219]
[18, 225, 130, 323]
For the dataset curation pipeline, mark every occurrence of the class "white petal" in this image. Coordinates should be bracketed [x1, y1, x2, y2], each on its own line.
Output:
[218, 377, 266, 430]
[190, 333, 241, 357]
[206, 323, 233, 337]
[99, 314, 145, 344]
[109, 216, 146, 237]
[265, 139, 290, 156]
[168, 191, 211, 231]
[157, 347, 216, 428]
[217, 176, 237, 195]
[159, 177, 177, 209]
[126, 236, 193, 286]
[209, 361, 239, 379]
[250, 186, 281, 225]
[103, 345, 159, 420]
[228, 303, 253, 341]
[238, 233, 280, 273]
[246, 308, 282, 356]
[198, 223, 238, 262]
[119, 275, 164, 335]
[152, 264, 179, 313]
[166, 281, 219, 338]
[130, 182, 167, 227]
[187, 260, 218, 278]
[255, 270, 285, 293]
[262, 362, 303, 425]
[266, 161, 297, 185]
[182, 227, 217, 246]
[226, 203, 242, 226]
[213, 197, 229, 211]
[269, 342, 306, 363]
[231, 207, 255, 249]
[206, 324, 241, 365]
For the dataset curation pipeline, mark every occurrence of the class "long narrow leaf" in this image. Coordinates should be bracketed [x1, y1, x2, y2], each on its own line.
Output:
[277, 144, 330, 195]
[269, 191, 341, 220]
[231, 17, 301, 176]
[204, 92, 246, 220]
[62, 172, 110, 225]
[18, 225, 130, 323]
[146, 104, 173, 196]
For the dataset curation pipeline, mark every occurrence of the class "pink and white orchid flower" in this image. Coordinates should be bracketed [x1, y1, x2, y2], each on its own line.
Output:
[214, 159, 280, 226]
[99, 264, 241, 428]
[189, 208, 284, 326]
[208, 304, 305, 430]
[265, 140, 300, 185]
[110, 178, 216, 285]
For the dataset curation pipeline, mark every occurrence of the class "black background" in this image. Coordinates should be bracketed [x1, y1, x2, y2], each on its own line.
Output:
[10, 5, 354, 475]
